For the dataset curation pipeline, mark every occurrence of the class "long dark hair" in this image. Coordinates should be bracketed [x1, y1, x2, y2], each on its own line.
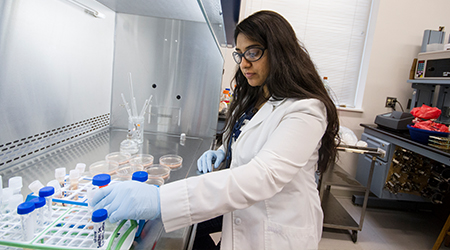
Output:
[223, 10, 340, 173]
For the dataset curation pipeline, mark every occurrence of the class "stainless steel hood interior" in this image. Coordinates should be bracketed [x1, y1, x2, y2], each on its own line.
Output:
[95, 0, 206, 22]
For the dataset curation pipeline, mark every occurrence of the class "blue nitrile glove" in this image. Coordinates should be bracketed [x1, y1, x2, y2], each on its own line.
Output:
[197, 149, 225, 173]
[91, 181, 160, 224]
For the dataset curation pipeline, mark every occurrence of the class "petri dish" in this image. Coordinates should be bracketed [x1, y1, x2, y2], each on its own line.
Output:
[105, 152, 131, 165]
[147, 164, 171, 180]
[129, 154, 154, 168]
[89, 160, 119, 176]
[159, 154, 183, 170]
[116, 163, 144, 180]
[145, 177, 164, 187]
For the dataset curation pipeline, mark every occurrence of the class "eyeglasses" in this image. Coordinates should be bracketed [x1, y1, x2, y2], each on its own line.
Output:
[232, 48, 266, 64]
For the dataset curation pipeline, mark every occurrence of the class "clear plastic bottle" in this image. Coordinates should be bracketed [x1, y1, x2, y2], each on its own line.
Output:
[39, 186, 55, 224]
[29, 197, 46, 232]
[17, 201, 36, 242]
[92, 208, 108, 247]
[120, 131, 139, 155]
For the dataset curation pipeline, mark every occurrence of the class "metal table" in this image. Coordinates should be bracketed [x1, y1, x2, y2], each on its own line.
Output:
[0, 128, 214, 250]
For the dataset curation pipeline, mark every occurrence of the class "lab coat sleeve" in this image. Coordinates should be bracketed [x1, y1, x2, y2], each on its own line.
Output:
[160, 99, 327, 232]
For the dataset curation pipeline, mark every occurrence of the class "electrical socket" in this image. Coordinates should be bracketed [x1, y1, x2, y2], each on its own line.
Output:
[385, 97, 397, 109]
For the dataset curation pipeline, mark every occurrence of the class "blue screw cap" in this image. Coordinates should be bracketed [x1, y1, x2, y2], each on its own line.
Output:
[17, 202, 35, 215]
[29, 197, 46, 209]
[39, 186, 55, 197]
[92, 209, 108, 223]
[92, 174, 111, 186]
[132, 171, 148, 182]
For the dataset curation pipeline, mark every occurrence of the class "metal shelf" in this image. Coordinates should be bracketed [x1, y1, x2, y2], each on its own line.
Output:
[319, 146, 382, 243]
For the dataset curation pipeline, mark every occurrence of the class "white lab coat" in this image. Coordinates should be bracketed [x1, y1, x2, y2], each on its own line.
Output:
[160, 98, 326, 250]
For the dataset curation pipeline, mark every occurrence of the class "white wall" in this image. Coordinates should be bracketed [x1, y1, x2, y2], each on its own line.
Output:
[221, 0, 450, 176]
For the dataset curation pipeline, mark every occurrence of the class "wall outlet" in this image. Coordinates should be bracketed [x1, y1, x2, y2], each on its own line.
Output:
[385, 97, 397, 109]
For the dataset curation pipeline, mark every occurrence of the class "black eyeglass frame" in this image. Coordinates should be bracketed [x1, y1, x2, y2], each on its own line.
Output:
[232, 47, 266, 64]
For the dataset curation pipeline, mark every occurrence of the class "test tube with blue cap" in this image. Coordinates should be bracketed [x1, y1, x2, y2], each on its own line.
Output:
[39, 186, 54, 223]
[17, 201, 36, 241]
[29, 197, 46, 232]
[92, 208, 108, 247]
[131, 171, 149, 238]
[87, 174, 111, 213]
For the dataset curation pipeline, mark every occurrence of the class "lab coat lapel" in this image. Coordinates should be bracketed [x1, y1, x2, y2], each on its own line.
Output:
[238, 98, 286, 137]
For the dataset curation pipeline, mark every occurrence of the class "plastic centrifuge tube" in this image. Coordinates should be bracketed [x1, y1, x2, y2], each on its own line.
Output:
[29, 197, 46, 232]
[55, 167, 66, 188]
[28, 180, 44, 195]
[8, 176, 23, 195]
[75, 163, 87, 175]
[2, 188, 13, 214]
[87, 174, 111, 212]
[92, 208, 108, 248]
[69, 169, 80, 200]
[17, 201, 36, 242]
[46, 180, 63, 199]
[39, 186, 55, 223]
[6, 194, 23, 215]
[131, 171, 149, 237]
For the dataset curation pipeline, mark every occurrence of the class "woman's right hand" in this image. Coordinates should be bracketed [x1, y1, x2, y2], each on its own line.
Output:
[197, 149, 225, 173]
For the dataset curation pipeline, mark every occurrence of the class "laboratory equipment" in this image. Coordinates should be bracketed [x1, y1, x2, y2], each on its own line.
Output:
[92, 208, 108, 248]
[46, 180, 63, 198]
[39, 186, 55, 223]
[120, 73, 153, 145]
[374, 111, 414, 130]
[146, 177, 164, 187]
[17, 201, 36, 242]
[120, 131, 139, 155]
[76, 163, 87, 175]
[159, 154, 183, 170]
[131, 171, 148, 238]
[69, 169, 81, 200]
[28, 180, 45, 195]
[2, 188, 13, 213]
[132, 171, 148, 182]
[89, 160, 119, 176]
[29, 197, 46, 231]
[147, 164, 171, 180]
[55, 167, 67, 187]
[117, 163, 144, 180]
[130, 154, 154, 168]
[414, 50, 450, 79]
[420, 29, 446, 53]
[87, 174, 111, 209]
[6, 194, 23, 214]
[8, 176, 22, 195]
[105, 152, 131, 165]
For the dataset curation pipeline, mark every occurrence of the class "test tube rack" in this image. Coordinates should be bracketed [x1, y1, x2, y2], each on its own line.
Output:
[0, 206, 137, 249]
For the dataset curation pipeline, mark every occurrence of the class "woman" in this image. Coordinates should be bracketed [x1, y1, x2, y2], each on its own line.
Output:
[92, 10, 340, 250]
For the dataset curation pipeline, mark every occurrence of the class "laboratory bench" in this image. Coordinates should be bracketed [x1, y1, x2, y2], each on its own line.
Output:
[0, 128, 214, 250]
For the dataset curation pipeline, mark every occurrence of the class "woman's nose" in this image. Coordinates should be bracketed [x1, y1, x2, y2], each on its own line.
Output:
[240, 57, 251, 68]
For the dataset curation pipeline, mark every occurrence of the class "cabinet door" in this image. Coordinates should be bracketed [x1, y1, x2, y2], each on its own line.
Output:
[355, 154, 388, 197]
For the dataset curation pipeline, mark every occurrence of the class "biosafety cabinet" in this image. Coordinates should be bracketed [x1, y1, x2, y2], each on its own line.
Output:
[0, 0, 238, 249]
